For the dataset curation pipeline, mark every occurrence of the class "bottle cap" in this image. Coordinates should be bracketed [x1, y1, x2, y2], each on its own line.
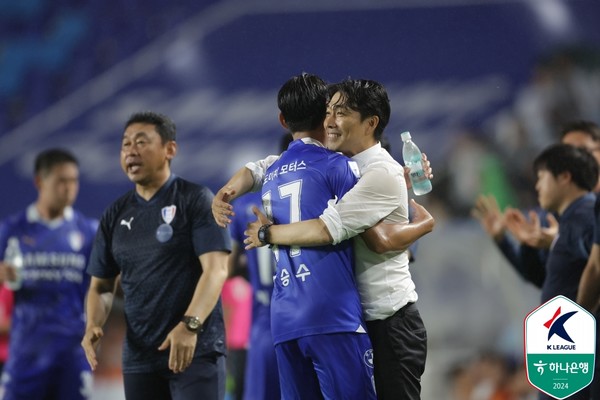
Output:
[401, 131, 411, 141]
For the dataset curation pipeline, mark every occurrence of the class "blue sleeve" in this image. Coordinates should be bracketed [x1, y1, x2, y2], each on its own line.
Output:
[327, 155, 359, 199]
[496, 234, 546, 288]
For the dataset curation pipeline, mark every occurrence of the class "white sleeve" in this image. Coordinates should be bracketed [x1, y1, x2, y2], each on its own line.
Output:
[320, 163, 406, 244]
[245, 154, 280, 192]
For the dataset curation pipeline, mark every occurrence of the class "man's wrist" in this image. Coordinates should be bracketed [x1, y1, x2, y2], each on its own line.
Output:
[181, 315, 203, 333]
[257, 223, 273, 246]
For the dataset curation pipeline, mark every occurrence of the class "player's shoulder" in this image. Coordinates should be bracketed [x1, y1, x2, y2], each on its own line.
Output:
[0, 209, 27, 236]
[172, 176, 214, 201]
[326, 151, 360, 178]
[100, 190, 136, 223]
[70, 209, 100, 233]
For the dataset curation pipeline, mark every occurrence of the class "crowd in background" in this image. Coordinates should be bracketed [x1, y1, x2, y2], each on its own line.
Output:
[2, 1, 600, 400]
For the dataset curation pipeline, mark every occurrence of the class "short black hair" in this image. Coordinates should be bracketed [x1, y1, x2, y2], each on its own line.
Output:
[277, 73, 328, 133]
[125, 111, 176, 143]
[34, 148, 78, 177]
[560, 120, 600, 141]
[533, 143, 599, 191]
[328, 79, 391, 141]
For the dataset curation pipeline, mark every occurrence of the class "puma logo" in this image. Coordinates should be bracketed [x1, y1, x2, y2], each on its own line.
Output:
[120, 217, 134, 230]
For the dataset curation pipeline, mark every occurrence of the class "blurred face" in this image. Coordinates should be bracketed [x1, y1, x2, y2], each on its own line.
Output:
[562, 130, 600, 166]
[121, 123, 175, 186]
[535, 169, 562, 212]
[324, 92, 375, 157]
[37, 162, 79, 212]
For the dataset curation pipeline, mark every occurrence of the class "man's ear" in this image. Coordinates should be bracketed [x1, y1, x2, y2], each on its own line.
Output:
[367, 115, 379, 133]
[557, 171, 572, 185]
[166, 140, 177, 160]
[33, 175, 42, 191]
[279, 113, 288, 130]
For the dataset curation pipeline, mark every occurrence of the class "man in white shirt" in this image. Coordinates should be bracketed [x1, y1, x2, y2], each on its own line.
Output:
[243, 79, 430, 399]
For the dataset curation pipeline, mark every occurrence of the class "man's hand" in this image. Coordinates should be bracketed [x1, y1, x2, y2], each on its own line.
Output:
[410, 199, 435, 230]
[471, 194, 506, 242]
[244, 206, 271, 250]
[158, 323, 198, 374]
[404, 152, 433, 190]
[504, 208, 557, 249]
[81, 326, 104, 371]
[0, 261, 18, 284]
[211, 185, 237, 227]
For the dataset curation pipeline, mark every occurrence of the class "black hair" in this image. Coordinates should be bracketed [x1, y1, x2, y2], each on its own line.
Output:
[559, 120, 600, 141]
[34, 148, 78, 177]
[125, 111, 176, 143]
[328, 79, 391, 141]
[277, 73, 328, 133]
[533, 143, 599, 191]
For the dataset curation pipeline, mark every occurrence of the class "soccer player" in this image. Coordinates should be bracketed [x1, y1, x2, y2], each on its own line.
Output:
[243, 79, 431, 399]
[81, 112, 231, 400]
[228, 133, 292, 400]
[0, 148, 98, 399]
[221, 73, 377, 399]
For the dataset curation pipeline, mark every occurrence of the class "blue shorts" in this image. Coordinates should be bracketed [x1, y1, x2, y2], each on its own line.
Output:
[243, 323, 280, 400]
[1, 343, 92, 400]
[123, 353, 226, 400]
[275, 332, 376, 400]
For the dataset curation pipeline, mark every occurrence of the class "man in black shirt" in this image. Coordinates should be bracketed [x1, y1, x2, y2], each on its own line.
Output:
[81, 111, 231, 400]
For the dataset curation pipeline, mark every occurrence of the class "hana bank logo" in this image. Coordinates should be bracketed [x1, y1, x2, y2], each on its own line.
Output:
[544, 306, 577, 351]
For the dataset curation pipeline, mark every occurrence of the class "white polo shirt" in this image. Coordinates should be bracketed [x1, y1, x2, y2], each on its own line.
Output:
[320, 142, 418, 321]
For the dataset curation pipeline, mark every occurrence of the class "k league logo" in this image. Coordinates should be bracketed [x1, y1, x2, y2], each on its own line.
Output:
[524, 295, 596, 399]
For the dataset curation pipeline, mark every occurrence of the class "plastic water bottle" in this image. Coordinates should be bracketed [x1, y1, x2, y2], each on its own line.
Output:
[401, 131, 432, 195]
[4, 237, 24, 290]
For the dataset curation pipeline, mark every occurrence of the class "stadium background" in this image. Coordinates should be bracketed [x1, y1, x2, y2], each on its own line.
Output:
[1, 0, 600, 398]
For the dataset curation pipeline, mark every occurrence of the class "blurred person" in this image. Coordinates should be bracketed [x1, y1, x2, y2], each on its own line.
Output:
[472, 120, 600, 286]
[221, 274, 251, 400]
[0, 286, 13, 373]
[243, 79, 434, 399]
[225, 133, 293, 400]
[81, 112, 231, 400]
[0, 148, 98, 399]
[528, 143, 597, 400]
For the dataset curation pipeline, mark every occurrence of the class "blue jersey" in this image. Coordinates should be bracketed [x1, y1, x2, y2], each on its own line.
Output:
[230, 193, 275, 336]
[230, 193, 280, 400]
[87, 175, 231, 373]
[0, 205, 97, 399]
[262, 139, 364, 344]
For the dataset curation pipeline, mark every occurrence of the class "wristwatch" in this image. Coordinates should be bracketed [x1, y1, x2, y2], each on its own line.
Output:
[257, 223, 273, 246]
[181, 316, 203, 333]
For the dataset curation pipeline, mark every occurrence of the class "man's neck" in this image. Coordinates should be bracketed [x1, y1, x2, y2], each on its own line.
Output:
[557, 189, 589, 215]
[293, 129, 325, 144]
[347, 138, 378, 158]
[136, 171, 171, 201]
[35, 202, 65, 221]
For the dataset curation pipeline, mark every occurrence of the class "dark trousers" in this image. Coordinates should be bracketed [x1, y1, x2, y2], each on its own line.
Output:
[366, 302, 427, 400]
[123, 353, 226, 400]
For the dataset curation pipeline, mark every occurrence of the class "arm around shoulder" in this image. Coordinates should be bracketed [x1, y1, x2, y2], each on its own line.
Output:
[361, 199, 434, 254]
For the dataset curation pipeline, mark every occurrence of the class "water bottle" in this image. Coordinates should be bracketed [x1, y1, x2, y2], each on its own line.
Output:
[401, 131, 432, 195]
[4, 237, 24, 290]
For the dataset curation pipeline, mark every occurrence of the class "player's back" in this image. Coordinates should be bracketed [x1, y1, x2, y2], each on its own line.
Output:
[263, 139, 365, 344]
